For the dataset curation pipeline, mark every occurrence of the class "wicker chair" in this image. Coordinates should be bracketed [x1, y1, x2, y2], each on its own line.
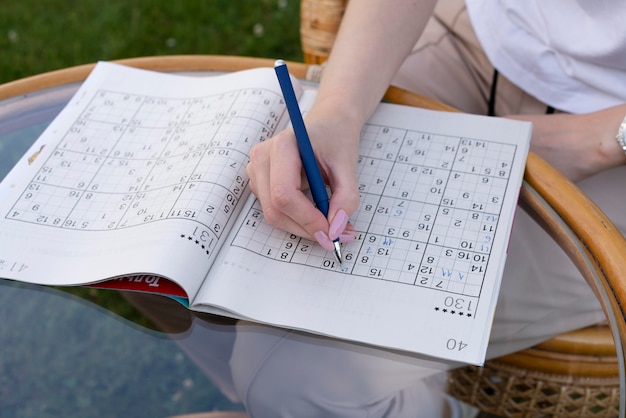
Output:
[300, 0, 626, 417]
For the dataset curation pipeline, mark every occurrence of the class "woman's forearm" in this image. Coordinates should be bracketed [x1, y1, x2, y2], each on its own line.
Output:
[312, 0, 437, 128]
[509, 104, 626, 181]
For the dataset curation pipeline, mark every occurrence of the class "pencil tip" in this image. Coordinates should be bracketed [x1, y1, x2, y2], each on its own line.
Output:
[333, 241, 342, 265]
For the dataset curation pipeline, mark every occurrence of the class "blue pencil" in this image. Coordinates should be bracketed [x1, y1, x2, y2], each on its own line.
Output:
[274, 59, 342, 264]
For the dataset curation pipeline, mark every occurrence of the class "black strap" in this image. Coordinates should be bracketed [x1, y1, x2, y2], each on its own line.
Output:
[488, 69, 556, 115]
[488, 70, 499, 116]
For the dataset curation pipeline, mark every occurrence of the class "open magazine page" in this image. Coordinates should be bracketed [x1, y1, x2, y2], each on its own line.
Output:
[193, 90, 532, 364]
[0, 62, 295, 300]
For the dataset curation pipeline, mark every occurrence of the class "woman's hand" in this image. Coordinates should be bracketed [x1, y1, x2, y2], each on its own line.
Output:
[246, 0, 437, 246]
[246, 108, 362, 247]
[508, 104, 626, 182]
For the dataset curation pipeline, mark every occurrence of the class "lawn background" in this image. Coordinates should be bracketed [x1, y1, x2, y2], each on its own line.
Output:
[0, 0, 303, 84]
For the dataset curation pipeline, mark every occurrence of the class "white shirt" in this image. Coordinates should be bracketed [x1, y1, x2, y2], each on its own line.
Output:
[466, 0, 626, 113]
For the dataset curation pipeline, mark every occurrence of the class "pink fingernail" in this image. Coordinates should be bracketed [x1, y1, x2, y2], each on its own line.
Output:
[328, 209, 349, 240]
[314, 230, 336, 251]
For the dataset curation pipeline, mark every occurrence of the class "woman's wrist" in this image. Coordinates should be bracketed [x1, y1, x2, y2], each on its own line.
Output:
[307, 93, 367, 138]
[597, 105, 626, 170]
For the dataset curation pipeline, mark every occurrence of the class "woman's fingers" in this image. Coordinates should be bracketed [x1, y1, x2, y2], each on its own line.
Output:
[247, 129, 329, 241]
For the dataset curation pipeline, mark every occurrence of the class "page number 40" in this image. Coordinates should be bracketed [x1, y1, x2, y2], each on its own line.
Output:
[446, 338, 468, 351]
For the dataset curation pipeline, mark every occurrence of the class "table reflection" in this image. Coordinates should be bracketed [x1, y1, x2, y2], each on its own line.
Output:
[0, 280, 243, 417]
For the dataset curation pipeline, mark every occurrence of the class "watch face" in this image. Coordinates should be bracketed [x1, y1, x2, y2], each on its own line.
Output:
[618, 117, 626, 153]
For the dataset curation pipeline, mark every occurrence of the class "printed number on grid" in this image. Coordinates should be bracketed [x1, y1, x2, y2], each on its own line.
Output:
[233, 122, 517, 308]
[6, 87, 285, 259]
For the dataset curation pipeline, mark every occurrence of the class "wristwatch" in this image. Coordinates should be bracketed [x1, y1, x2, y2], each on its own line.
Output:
[617, 115, 626, 155]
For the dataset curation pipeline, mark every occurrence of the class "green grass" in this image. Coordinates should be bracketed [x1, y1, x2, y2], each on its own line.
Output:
[0, 0, 303, 84]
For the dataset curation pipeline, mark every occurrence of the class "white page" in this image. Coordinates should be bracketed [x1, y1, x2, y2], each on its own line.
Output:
[194, 90, 532, 364]
[0, 62, 296, 300]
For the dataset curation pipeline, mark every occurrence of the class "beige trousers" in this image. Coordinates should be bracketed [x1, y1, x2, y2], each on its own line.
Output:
[393, 0, 555, 116]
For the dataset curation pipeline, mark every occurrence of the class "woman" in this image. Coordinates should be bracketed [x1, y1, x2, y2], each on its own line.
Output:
[240, 0, 626, 415]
